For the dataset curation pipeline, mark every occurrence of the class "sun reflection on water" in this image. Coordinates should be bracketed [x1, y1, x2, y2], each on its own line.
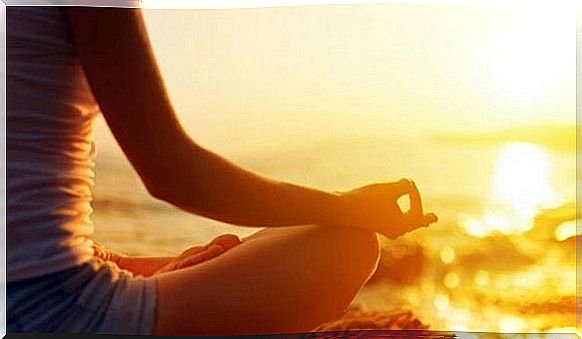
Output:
[319, 138, 575, 334]
[554, 220, 577, 241]
[460, 142, 559, 237]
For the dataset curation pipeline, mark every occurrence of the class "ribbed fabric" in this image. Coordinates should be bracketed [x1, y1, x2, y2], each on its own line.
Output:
[6, 8, 158, 334]
[7, 6, 99, 282]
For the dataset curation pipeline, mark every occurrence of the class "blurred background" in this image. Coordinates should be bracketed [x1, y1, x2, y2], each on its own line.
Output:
[90, 3, 577, 334]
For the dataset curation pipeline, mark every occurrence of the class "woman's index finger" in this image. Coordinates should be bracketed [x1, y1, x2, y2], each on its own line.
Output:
[389, 178, 414, 199]
[409, 181, 423, 216]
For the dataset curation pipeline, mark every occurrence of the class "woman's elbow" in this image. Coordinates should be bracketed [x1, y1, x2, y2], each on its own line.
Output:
[144, 179, 204, 215]
[144, 179, 173, 203]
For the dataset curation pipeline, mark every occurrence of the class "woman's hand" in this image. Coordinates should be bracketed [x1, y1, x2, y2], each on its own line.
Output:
[94, 234, 242, 277]
[155, 234, 241, 274]
[337, 179, 438, 238]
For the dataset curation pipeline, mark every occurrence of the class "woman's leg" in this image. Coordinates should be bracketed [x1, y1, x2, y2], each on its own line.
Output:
[152, 225, 380, 336]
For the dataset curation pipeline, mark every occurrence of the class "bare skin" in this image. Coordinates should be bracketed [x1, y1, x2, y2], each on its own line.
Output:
[107, 234, 243, 277]
[66, 7, 438, 335]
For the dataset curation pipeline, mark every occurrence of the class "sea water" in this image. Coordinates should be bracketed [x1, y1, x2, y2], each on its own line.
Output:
[91, 125, 576, 333]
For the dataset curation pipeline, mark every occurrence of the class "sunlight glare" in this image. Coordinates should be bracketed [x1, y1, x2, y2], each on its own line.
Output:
[495, 273, 510, 290]
[444, 271, 460, 289]
[461, 143, 558, 237]
[492, 4, 572, 97]
[433, 293, 450, 312]
[474, 270, 490, 287]
[554, 220, 578, 241]
[440, 246, 456, 264]
[492, 143, 556, 218]
[499, 316, 525, 333]
[448, 308, 471, 331]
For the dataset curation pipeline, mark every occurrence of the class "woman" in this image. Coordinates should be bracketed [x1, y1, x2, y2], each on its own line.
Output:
[7, 6, 438, 336]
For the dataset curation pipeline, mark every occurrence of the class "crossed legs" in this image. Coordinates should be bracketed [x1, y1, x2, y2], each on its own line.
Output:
[152, 225, 380, 336]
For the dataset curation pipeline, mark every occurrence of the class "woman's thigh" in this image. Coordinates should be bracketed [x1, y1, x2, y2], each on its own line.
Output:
[152, 225, 380, 336]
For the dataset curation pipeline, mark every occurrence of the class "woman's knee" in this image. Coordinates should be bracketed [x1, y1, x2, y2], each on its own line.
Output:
[298, 226, 380, 323]
[152, 225, 381, 335]
[309, 225, 381, 281]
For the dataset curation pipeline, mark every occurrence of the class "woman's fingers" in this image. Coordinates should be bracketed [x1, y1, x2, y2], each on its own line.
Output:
[422, 212, 438, 225]
[177, 246, 206, 261]
[341, 178, 438, 238]
[171, 235, 241, 271]
[177, 245, 224, 269]
[408, 181, 423, 217]
[401, 180, 436, 228]
[403, 211, 438, 230]
[158, 244, 230, 273]
[388, 178, 414, 199]
[208, 234, 241, 251]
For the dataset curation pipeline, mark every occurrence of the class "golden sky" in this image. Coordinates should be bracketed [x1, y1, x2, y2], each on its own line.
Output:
[95, 3, 575, 156]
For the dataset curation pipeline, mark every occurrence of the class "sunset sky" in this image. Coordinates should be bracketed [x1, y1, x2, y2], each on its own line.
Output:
[88, 4, 577, 332]
[94, 3, 575, 157]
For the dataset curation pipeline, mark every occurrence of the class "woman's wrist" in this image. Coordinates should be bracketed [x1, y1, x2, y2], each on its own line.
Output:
[320, 189, 367, 231]
[313, 189, 350, 228]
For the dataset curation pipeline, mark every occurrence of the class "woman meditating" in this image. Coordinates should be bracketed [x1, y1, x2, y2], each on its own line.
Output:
[7, 6, 438, 336]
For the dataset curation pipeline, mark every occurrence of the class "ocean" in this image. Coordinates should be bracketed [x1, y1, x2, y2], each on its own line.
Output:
[91, 119, 576, 333]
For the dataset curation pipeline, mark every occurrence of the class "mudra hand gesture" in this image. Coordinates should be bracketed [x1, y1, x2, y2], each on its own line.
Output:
[338, 178, 438, 238]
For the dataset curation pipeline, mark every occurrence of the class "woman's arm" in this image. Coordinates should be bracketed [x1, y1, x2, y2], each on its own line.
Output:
[66, 8, 436, 236]
[67, 7, 341, 228]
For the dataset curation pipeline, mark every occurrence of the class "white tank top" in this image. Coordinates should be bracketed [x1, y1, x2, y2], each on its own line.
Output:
[7, 7, 100, 282]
